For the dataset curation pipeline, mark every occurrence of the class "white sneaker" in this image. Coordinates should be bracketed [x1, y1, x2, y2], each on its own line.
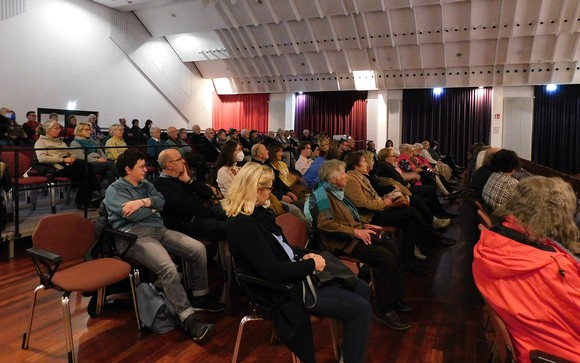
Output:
[432, 217, 451, 229]
[414, 246, 427, 261]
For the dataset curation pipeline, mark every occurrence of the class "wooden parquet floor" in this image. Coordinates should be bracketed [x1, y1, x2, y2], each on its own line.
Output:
[0, 196, 493, 363]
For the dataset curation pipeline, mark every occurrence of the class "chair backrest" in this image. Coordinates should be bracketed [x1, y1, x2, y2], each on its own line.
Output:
[32, 213, 96, 263]
[487, 303, 516, 363]
[477, 210, 492, 229]
[276, 213, 309, 249]
[2, 150, 31, 178]
[474, 200, 485, 212]
[478, 223, 488, 232]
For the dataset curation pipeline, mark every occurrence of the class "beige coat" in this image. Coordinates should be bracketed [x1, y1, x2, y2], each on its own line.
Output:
[34, 135, 72, 170]
[316, 191, 364, 254]
[343, 170, 388, 223]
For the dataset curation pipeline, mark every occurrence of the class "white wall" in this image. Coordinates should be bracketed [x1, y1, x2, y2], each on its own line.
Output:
[0, 0, 199, 129]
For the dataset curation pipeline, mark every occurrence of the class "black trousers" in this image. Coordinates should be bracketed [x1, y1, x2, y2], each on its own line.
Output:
[345, 238, 403, 313]
[55, 159, 100, 205]
[410, 184, 445, 215]
[371, 207, 440, 261]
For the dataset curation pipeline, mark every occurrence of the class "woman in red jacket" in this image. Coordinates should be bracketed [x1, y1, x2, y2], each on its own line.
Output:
[473, 176, 580, 363]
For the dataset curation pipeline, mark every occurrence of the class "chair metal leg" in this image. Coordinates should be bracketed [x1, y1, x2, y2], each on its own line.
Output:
[218, 240, 231, 287]
[21, 284, 44, 349]
[48, 182, 57, 214]
[328, 319, 340, 362]
[61, 292, 76, 363]
[231, 314, 264, 363]
[95, 287, 105, 316]
[128, 271, 142, 331]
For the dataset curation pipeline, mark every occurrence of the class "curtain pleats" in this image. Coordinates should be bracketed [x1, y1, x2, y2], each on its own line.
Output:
[294, 91, 368, 142]
[532, 85, 580, 174]
[402, 88, 492, 166]
[212, 93, 269, 132]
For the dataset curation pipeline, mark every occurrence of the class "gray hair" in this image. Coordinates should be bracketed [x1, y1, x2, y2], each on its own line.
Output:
[108, 124, 124, 134]
[413, 143, 423, 150]
[399, 143, 414, 154]
[318, 159, 346, 183]
[150, 127, 161, 134]
[42, 119, 60, 131]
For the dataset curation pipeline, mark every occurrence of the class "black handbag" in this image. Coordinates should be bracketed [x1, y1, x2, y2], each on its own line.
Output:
[302, 251, 359, 309]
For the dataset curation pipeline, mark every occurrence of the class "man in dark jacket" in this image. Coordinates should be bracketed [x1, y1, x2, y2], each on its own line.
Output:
[154, 149, 226, 242]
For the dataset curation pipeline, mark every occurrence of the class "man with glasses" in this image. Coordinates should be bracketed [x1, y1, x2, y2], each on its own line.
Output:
[104, 149, 221, 343]
[154, 149, 227, 254]
[166, 126, 205, 182]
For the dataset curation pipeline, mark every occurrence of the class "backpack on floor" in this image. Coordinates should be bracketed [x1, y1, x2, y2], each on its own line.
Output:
[135, 282, 179, 333]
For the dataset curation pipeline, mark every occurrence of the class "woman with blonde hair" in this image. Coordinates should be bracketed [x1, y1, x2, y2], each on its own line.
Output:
[70, 122, 115, 182]
[34, 119, 101, 209]
[224, 162, 371, 363]
[105, 124, 127, 161]
[473, 176, 580, 363]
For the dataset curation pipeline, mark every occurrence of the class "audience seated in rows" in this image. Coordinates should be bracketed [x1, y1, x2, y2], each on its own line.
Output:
[305, 159, 412, 331]
[34, 119, 101, 210]
[225, 162, 372, 363]
[103, 150, 221, 343]
[343, 152, 454, 271]
[154, 149, 227, 243]
[374, 147, 454, 219]
[302, 147, 341, 189]
[146, 127, 168, 162]
[105, 124, 128, 161]
[398, 143, 451, 197]
[482, 149, 520, 210]
[294, 141, 313, 176]
[473, 176, 580, 363]
[70, 121, 116, 184]
[470, 147, 500, 198]
[166, 126, 205, 182]
[267, 142, 310, 200]
[215, 140, 243, 197]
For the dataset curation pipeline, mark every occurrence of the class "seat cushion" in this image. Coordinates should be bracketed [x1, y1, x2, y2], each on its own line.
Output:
[52, 258, 131, 292]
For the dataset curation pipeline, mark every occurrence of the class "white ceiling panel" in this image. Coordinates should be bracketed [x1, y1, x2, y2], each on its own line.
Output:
[94, 0, 580, 92]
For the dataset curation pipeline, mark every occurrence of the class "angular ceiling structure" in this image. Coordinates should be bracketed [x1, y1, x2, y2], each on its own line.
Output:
[93, 0, 580, 93]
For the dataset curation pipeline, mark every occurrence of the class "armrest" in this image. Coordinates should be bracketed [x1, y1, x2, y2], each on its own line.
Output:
[102, 228, 138, 257]
[26, 247, 62, 264]
[530, 350, 574, 363]
[26, 247, 62, 288]
[235, 271, 292, 291]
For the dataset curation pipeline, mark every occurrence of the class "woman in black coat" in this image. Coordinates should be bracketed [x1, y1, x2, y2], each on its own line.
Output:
[223, 162, 371, 363]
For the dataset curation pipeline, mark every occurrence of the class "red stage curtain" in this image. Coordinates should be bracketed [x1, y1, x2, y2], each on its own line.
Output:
[294, 91, 368, 142]
[212, 93, 269, 132]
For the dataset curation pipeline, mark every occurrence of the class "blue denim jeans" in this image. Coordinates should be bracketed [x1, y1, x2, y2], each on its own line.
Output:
[310, 280, 372, 363]
[122, 226, 208, 322]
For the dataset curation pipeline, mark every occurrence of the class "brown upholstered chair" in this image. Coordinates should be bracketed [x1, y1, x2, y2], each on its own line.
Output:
[21, 213, 139, 363]
[478, 209, 492, 230]
[486, 302, 515, 363]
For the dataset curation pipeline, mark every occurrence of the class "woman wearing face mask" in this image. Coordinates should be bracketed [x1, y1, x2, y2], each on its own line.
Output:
[215, 140, 244, 197]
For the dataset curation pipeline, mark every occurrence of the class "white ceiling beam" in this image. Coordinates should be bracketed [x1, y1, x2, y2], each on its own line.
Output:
[380, 0, 387, 12]
[282, 21, 301, 54]
[313, 0, 324, 19]
[340, 0, 348, 16]
[284, 54, 298, 75]
[231, 27, 255, 58]
[266, 55, 281, 77]
[305, 19, 321, 53]
[263, 0, 280, 24]
[242, 27, 264, 57]
[327, 17, 342, 51]
[352, 0, 360, 15]
[350, 14, 363, 50]
[288, 0, 302, 21]
[218, 2, 240, 28]
[303, 53, 315, 75]
[322, 50, 334, 74]
[360, 12, 372, 49]
[241, 0, 259, 27]
[263, 24, 282, 56]
[216, 29, 241, 59]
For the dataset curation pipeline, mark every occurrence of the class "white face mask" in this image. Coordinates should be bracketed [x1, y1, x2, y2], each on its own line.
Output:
[235, 150, 245, 162]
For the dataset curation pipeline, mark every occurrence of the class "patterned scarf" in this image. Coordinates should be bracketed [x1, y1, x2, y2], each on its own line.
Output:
[305, 181, 361, 225]
[73, 137, 98, 154]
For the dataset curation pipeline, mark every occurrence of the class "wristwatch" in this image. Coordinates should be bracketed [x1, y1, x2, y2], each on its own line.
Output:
[141, 198, 147, 206]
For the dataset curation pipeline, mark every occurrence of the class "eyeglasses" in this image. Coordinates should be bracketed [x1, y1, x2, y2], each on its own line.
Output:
[259, 186, 273, 193]
[167, 157, 183, 164]
[82, 128, 91, 131]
